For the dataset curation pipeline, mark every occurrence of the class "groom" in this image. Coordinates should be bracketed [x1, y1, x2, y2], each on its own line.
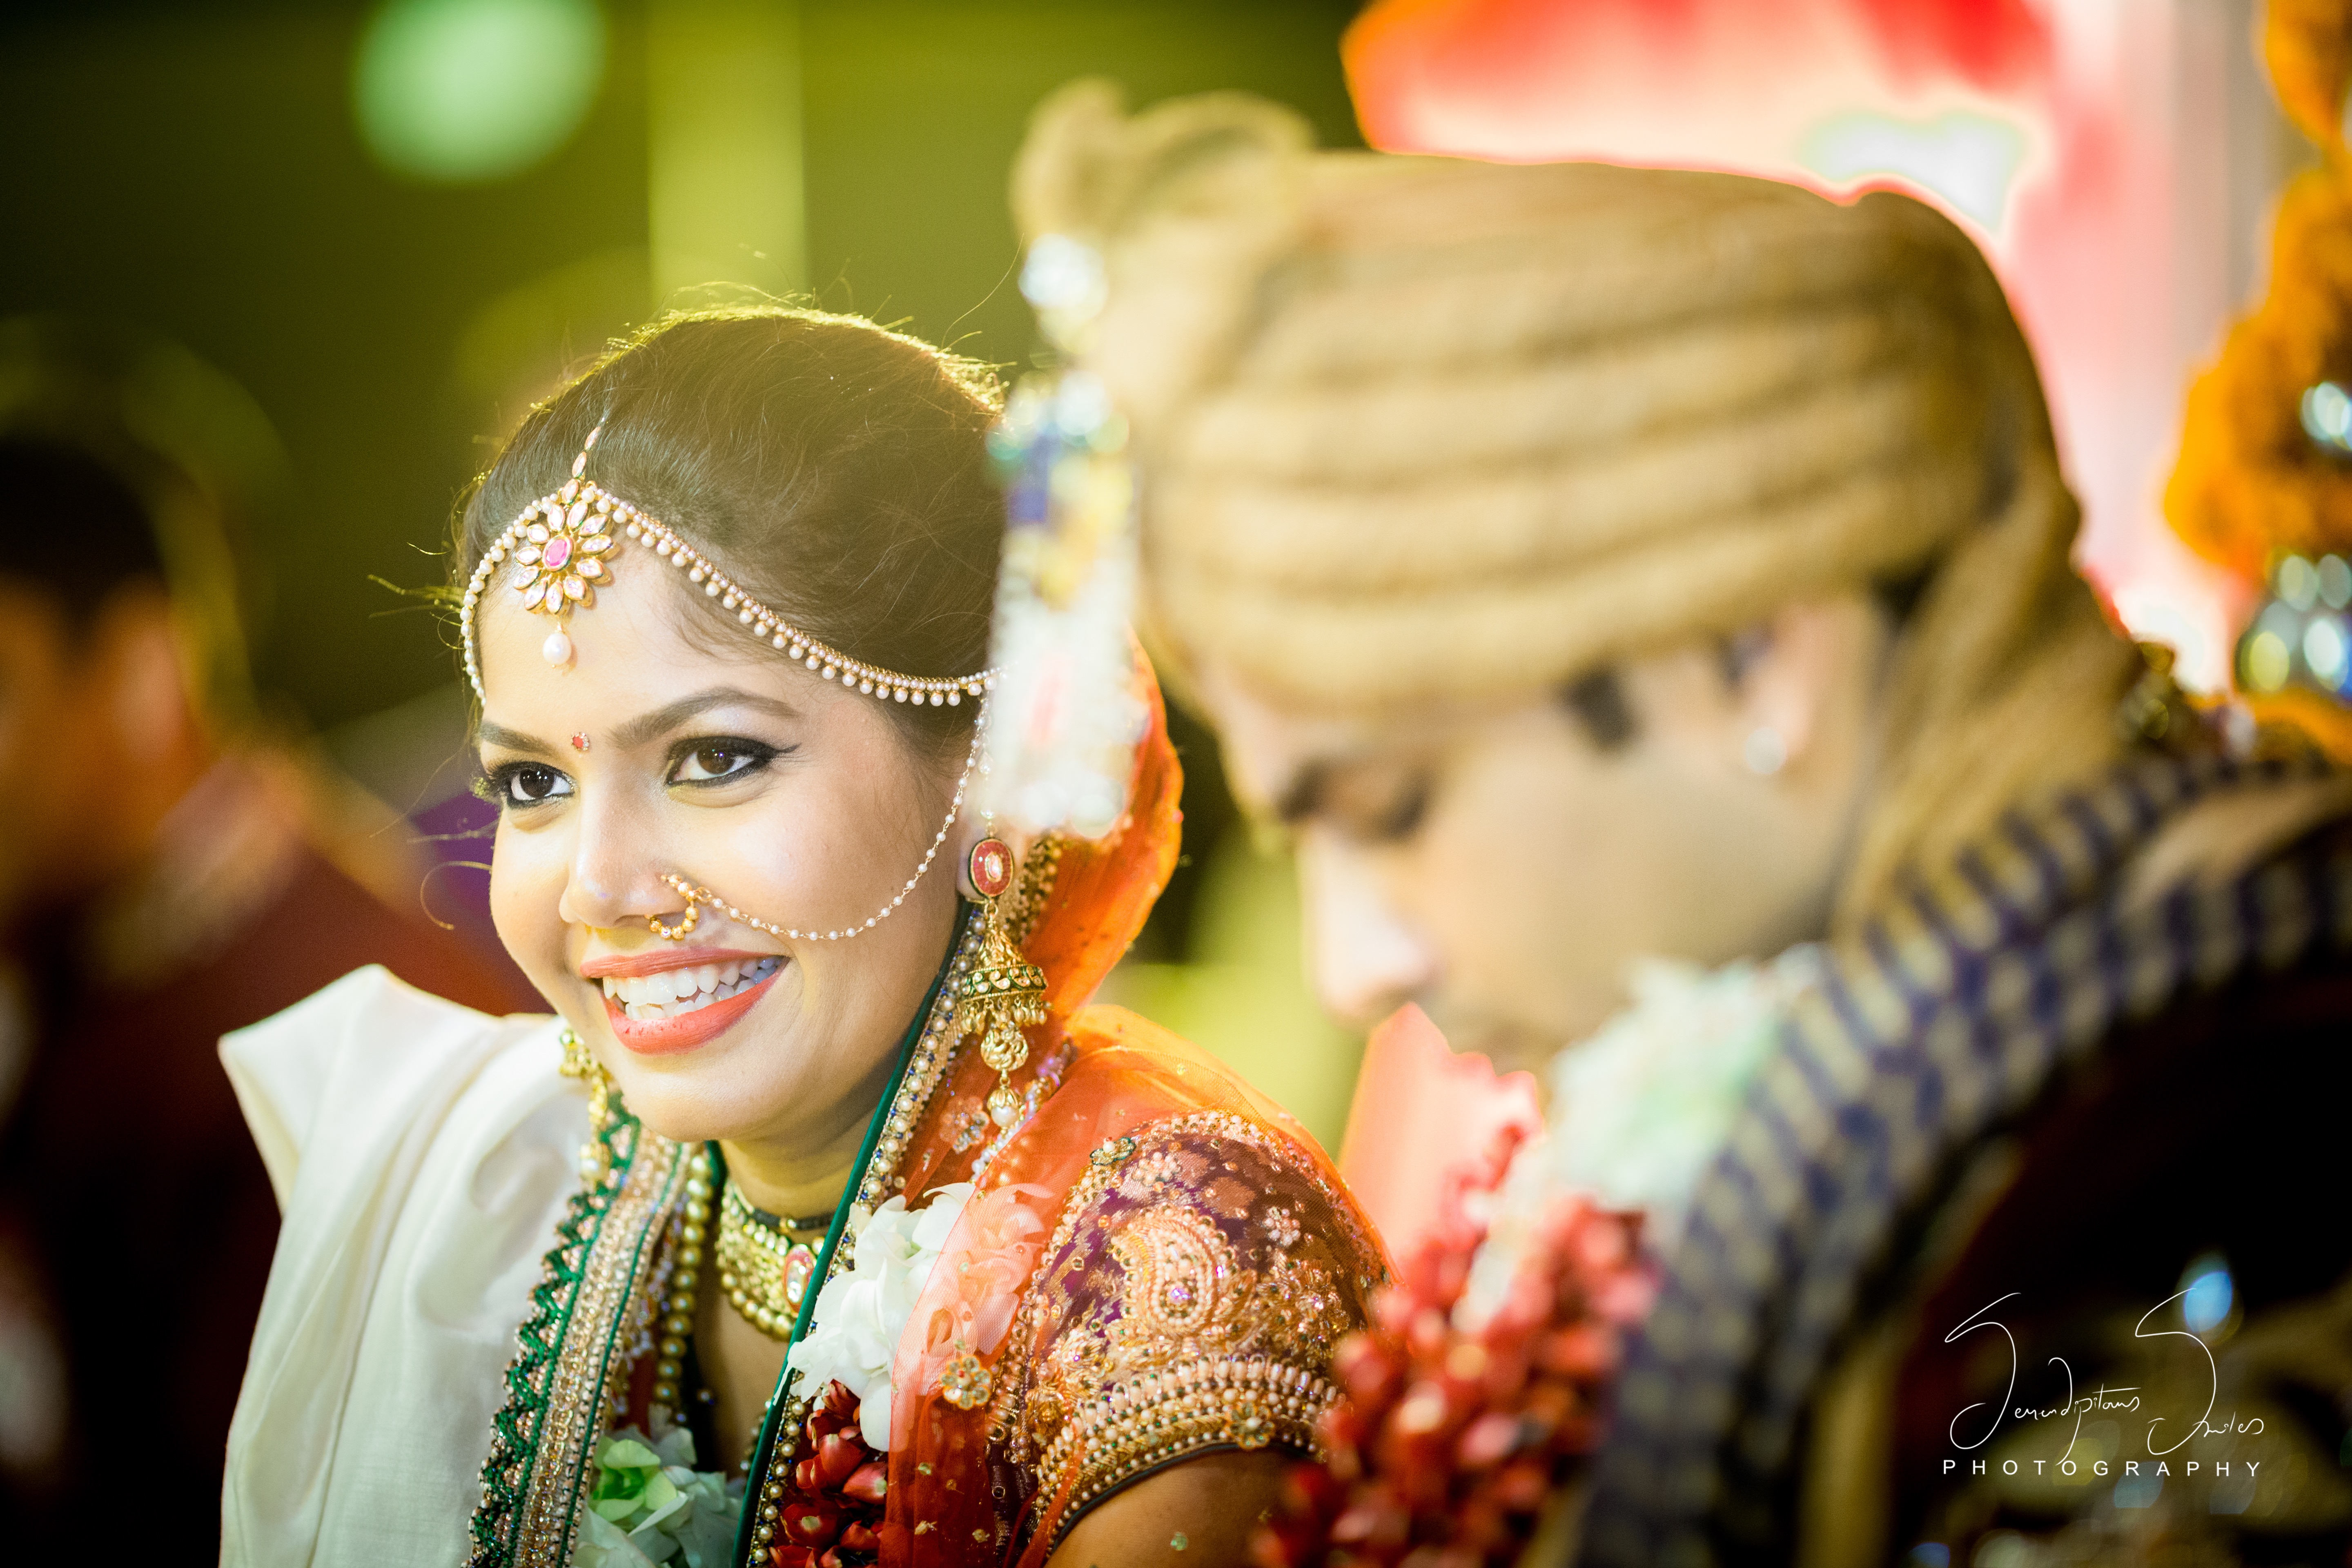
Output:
[1017, 85, 2352, 1565]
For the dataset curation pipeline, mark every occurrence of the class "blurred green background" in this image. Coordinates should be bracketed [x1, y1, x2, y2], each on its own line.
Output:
[0, 0, 1367, 1146]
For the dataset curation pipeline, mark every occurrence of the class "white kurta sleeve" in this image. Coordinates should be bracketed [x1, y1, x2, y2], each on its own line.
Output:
[218, 966, 582, 1568]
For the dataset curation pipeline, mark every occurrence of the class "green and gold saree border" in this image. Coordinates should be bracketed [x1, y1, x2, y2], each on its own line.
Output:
[466, 1107, 693, 1568]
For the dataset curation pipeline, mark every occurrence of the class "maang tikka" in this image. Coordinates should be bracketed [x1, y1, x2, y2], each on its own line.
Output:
[458, 419, 998, 706]
[956, 835, 1047, 1126]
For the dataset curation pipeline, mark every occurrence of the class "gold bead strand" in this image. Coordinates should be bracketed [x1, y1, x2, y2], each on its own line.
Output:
[648, 1150, 717, 1428]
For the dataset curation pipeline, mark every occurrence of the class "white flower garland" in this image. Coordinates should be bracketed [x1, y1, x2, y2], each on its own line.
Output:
[1454, 948, 1820, 1330]
[784, 1182, 976, 1451]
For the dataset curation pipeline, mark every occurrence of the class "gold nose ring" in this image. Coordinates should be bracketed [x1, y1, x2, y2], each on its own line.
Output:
[647, 881, 713, 941]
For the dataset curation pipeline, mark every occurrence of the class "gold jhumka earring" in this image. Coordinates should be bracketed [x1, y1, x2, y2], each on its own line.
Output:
[956, 835, 1048, 1127]
[557, 1027, 617, 1185]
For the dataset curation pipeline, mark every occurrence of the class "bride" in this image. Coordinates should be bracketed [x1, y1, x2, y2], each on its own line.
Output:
[218, 307, 1383, 1568]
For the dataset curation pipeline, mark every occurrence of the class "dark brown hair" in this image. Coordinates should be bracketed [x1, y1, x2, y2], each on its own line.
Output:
[456, 306, 1004, 754]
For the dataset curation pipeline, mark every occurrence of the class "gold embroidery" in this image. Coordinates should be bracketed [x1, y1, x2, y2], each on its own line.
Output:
[506, 1128, 689, 1568]
[941, 1348, 994, 1410]
[1205, 1174, 1256, 1220]
[992, 1112, 1386, 1552]
[1036, 1356, 1338, 1533]
[1111, 1205, 1243, 1348]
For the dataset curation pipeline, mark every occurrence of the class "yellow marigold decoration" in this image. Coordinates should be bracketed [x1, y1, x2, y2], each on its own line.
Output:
[2164, 0, 2352, 759]
[2165, 171, 2352, 578]
[2265, 0, 2352, 160]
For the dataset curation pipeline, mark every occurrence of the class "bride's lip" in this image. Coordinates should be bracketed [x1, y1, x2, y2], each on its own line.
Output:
[582, 945, 775, 980]
[604, 964, 784, 1055]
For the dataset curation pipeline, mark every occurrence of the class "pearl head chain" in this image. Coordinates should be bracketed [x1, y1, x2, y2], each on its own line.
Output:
[458, 421, 999, 706]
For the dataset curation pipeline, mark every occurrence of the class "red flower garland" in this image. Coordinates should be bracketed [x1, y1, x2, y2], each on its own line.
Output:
[766, 1380, 889, 1568]
[1252, 1138, 1652, 1568]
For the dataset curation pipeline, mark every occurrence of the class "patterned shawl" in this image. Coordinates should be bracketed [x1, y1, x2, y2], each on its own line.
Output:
[1578, 750, 2352, 1564]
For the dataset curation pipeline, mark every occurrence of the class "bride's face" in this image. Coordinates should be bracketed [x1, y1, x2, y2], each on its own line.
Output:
[473, 566, 968, 1146]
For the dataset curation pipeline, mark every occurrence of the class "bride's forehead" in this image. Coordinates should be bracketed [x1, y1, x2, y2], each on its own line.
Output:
[477, 574, 800, 708]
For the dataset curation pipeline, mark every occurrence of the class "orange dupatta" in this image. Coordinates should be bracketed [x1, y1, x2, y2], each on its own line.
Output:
[849, 657, 1384, 1564]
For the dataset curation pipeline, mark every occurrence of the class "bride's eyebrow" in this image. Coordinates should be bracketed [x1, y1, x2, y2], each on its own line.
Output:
[609, 687, 804, 750]
[476, 722, 557, 758]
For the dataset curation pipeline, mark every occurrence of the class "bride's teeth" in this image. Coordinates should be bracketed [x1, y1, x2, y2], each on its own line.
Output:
[604, 955, 785, 1023]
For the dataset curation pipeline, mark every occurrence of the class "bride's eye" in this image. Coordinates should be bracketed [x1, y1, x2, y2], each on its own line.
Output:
[669, 737, 777, 786]
[482, 763, 573, 808]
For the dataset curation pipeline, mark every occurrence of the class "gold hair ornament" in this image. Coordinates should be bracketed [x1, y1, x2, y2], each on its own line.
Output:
[459, 421, 999, 705]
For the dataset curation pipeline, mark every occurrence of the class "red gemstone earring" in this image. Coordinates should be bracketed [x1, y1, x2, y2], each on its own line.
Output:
[955, 836, 1048, 1126]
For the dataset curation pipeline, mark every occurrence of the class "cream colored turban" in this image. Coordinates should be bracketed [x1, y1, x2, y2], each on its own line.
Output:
[1014, 82, 2145, 922]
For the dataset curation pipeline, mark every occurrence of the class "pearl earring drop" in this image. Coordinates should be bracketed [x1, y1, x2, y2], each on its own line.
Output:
[1743, 726, 1787, 775]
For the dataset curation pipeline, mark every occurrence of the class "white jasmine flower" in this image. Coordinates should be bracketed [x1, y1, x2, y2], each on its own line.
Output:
[786, 1182, 975, 1450]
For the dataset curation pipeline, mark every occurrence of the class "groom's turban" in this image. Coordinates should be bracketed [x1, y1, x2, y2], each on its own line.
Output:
[1015, 83, 2143, 919]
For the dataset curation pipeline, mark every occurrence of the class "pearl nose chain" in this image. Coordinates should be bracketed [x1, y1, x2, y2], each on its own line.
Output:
[645, 695, 989, 942]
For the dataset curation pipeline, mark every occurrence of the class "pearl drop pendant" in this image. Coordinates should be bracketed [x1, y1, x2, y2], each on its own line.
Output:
[542, 629, 574, 667]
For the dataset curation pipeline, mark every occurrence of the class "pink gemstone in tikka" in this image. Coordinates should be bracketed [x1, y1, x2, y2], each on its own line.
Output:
[542, 535, 574, 570]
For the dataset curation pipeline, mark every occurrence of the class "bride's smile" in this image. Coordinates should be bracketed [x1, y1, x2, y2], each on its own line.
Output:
[590, 950, 785, 1045]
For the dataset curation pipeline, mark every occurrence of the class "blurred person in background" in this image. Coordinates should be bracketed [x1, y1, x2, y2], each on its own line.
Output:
[0, 318, 536, 1558]
[1024, 85, 2352, 1565]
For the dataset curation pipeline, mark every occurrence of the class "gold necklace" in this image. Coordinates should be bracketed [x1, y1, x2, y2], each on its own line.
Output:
[716, 1177, 834, 1341]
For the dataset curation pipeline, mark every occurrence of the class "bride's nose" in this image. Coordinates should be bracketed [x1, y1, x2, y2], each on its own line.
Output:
[557, 792, 686, 933]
